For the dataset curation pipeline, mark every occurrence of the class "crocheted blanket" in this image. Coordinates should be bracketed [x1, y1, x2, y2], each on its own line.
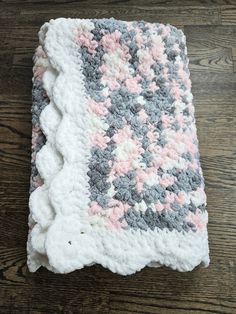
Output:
[28, 18, 209, 275]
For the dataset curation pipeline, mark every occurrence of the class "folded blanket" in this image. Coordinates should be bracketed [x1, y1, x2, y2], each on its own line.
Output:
[28, 18, 209, 275]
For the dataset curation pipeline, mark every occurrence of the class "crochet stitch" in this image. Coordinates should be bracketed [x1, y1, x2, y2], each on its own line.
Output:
[28, 18, 209, 274]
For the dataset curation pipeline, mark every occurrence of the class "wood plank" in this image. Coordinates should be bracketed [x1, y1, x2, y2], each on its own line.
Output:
[221, 6, 236, 25]
[0, 254, 235, 311]
[0, 67, 32, 97]
[193, 90, 235, 106]
[191, 72, 236, 94]
[0, 26, 39, 51]
[19, 5, 220, 26]
[109, 292, 236, 314]
[1, 3, 219, 28]
[195, 103, 236, 157]
[185, 25, 236, 49]
[188, 47, 233, 73]
[0, 0, 235, 6]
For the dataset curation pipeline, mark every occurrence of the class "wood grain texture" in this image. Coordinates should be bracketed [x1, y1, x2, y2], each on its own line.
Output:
[0, 1, 236, 313]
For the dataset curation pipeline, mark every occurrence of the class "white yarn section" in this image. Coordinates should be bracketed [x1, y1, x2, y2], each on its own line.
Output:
[28, 18, 210, 274]
[28, 42, 63, 271]
[28, 18, 93, 271]
[45, 212, 209, 275]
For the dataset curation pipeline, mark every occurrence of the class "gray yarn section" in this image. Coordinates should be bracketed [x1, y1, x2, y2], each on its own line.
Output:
[124, 205, 198, 232]
[30, 80, 48, 193]
[78, 18, 206, 232]
[32, 80, 48, 130]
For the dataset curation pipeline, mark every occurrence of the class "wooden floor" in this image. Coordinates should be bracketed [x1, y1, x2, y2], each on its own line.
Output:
[0, 0, 236, 313]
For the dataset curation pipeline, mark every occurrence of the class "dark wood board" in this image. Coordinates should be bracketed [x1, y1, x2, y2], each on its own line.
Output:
[0, 1, 235, 313]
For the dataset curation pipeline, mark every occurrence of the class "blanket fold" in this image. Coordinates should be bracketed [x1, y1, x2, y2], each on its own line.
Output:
[28, 18, 209, 275]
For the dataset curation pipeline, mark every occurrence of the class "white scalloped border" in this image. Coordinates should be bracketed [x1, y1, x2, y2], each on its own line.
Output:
[28, 18, 209, 275]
